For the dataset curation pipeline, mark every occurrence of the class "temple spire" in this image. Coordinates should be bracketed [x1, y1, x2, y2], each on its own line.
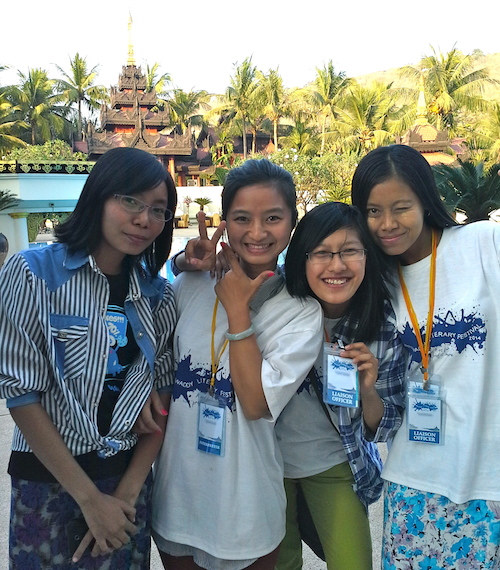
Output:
[127, 12, 135, 66]
[415, 72, 428, 125]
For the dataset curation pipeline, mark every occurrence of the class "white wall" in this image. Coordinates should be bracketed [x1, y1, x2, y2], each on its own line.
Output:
[0, 171, 223, 257]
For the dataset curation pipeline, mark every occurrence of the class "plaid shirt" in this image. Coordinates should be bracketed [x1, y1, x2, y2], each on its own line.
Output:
[313, 299, 407, 509]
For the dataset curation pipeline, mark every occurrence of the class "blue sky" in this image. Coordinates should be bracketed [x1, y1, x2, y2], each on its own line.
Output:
[1, 0, 497, 93]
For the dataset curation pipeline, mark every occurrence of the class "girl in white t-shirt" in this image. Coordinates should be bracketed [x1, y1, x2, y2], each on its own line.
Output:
[150, 159, 323, 570]
[352, 144, 500, 569]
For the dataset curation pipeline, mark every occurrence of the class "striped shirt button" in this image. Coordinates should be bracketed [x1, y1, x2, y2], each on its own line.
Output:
[137, 331, 144, 339]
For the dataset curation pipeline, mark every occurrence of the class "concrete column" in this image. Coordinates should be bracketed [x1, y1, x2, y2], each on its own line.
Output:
[8, 213, 29, 254]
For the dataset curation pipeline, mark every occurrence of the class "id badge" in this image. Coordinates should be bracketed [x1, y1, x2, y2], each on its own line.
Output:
[407, 376, 444, 445]
[323, 342, 359, 408]
[197, 393, 226, 456]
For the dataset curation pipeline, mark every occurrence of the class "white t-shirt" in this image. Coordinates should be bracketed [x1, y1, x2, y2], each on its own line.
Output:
[152, 271, 323, 560]
[382, 222, 500, 503]
[276, 317, 346, 479]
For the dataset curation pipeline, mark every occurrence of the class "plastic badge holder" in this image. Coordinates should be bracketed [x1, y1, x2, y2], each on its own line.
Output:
[322, 342, 359, 408]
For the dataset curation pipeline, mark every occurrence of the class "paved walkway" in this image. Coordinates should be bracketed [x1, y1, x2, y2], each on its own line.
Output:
[0, 226, 384, 568]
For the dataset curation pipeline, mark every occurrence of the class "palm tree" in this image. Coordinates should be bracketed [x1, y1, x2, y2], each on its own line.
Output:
[210, 127, 234, 167]
[433, 160, 500, 222]
[466, 103, 500, 165]
[309, 61, 350, 155]
[400, 46, 496, 132]
[225, 57, 258, 159]
[333, 82, 398, 154]
[279, 109, 319, 156]
[7, 68, 69, 144]
[0, 189, 19, 211]
[256, 68, 288, 150]
[55, 53, 108, 141]
[166, 89, 209, 135]
[144, 62, 171, 94]
[0, 93, 27, 154]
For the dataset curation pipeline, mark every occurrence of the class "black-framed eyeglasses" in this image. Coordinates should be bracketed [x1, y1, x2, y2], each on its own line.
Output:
[306, 248, 367, 264]
[114, 194, 173, 223]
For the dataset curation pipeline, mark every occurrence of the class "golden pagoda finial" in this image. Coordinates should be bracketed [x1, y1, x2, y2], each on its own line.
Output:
[127, 12, 135, 66]
[415, 71, 428, 125]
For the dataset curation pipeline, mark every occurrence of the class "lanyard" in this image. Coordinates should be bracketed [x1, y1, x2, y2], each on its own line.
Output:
[397, 229, 437, 390]
[210, 298, 229, 395]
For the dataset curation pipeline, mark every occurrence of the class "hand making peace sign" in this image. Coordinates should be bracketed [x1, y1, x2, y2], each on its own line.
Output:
[183, 211, 226, 271]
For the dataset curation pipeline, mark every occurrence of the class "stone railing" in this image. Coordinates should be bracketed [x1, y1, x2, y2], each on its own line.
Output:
[0, 160, 95, 174]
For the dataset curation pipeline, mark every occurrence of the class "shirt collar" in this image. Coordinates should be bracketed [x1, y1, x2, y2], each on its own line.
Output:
[249, 266, 285, 313]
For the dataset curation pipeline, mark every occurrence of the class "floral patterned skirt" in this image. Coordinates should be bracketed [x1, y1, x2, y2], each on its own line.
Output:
[9, 473, 152, 570]
[382, 481, 500, 569]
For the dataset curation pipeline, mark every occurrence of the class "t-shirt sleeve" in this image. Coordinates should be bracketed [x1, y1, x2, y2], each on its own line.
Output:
[260, 298, 323, 421]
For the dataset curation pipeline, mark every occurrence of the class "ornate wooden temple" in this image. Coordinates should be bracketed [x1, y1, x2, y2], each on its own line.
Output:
[397, 73, 468, 165]
[86, 16, 213, 185]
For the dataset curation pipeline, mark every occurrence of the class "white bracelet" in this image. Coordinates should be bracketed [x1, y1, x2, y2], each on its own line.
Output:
[225, 325, 255, 341]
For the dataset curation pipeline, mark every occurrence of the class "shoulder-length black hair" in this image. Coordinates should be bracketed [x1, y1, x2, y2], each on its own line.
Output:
[285, 202, 390, 343]
[55, 147, 177, 274]
[222, 159, 298, 226]
[351, 144, 457, 229]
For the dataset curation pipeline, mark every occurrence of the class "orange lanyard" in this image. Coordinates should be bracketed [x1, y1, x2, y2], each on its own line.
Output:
[210, 298, 229, 395]
[397, 229, 437, 390]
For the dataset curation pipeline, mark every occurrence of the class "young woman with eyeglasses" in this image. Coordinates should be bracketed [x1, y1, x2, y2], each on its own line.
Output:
[275, 201, 406, 570]
[0, 147, 177, 568]
[351, 144, 500, 569]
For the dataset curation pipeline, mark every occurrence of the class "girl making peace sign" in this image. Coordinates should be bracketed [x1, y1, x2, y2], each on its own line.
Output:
[151, 159, 323, 570]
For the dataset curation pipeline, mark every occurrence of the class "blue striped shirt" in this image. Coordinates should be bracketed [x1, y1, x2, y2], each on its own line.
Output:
[0, 243, 175, 458]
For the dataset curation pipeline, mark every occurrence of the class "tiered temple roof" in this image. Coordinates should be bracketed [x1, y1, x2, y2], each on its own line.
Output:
[87, 64, 192, 160]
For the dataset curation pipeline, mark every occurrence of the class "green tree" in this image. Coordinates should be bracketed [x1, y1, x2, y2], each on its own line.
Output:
[401, 46, 496, 132]
[256, 68, 288, 150]
[333, 82, 398, 154]
[225, 57, 258, 159]
[144, 62, 171, 94]
[466, 103, 500, 165]
[55, 53, 108, 141]
[193, 197, 212, 211]
[279, 107, 319, 156]
[211, 128, 234, 167]
[167, 89, 209, 134]
[433, 160, 500, 222]
[8, 68, 69, 144]
[309, 61, 350, 155]
[268, 150, 355, 214]
[0, 93, 27, 154]
[318, 152, 359, 203]
[0, 189, 19, 211]
[7, 139, 87, 161]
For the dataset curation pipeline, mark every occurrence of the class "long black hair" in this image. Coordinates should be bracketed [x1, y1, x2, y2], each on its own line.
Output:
[55, 147, 177, 274]
[285, 202, 390, 343]
[351, 144, 457, 229]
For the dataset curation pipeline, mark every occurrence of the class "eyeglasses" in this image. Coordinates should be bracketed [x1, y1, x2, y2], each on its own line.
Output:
[306, 248, 367, 264]
[114, 194, 173, 223]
